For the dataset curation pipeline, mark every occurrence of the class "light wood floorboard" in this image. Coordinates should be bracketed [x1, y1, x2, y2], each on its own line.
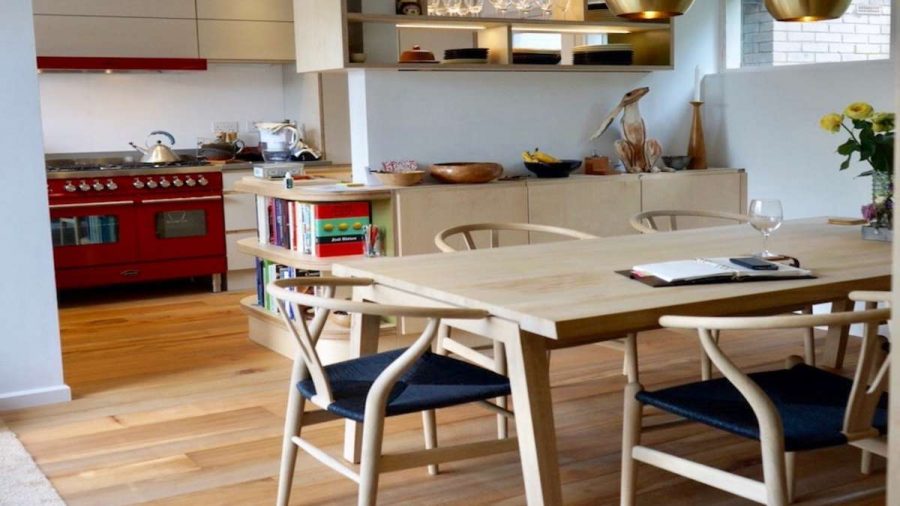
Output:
[0, 287, 886, 505]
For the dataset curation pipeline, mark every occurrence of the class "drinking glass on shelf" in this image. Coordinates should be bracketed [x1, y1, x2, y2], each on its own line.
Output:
[748, 199, 784, 258]
[489, 0, 513, 16]
[536, 0, 553, 17]
[515, 0, 534, 17]
[555, 0, 571, 17]
[427, 0, 443, 15]
[446, 0, 463, 16]
[465, 0, 485, 16]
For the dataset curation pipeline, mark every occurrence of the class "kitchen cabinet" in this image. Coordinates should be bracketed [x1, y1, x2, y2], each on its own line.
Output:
[32, 0, 196, 18]
[528, 176, 642, 242]
[394, 184, 530, 256]
[197, 0, 293, 21]
[34, 16, 199, 58]
[198, 20, 295, 61]
[642, 170, 748, 230]
[223, 167, 258, 290]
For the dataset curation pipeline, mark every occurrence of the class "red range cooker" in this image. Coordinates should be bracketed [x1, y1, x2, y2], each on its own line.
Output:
[47, 162, 226, 291]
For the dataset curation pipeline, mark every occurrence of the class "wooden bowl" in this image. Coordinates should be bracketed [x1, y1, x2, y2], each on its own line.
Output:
[372, 171, 424, 187]
[429, 163, 503, 184]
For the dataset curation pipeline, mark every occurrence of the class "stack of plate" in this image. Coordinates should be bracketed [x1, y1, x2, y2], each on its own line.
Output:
[443, 48, 489, 64]
[573, 44, 634, 65]
[512, 49, 562, 65]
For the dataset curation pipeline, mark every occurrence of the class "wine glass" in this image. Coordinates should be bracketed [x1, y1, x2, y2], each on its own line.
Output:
[490, 0, 512, 16]
[536, 0, 553, 17]
[515, 0, 534, 17]
[748, 199, 784, 258]
[446, 0, 463, 16]
[555, 0, 571, 17]
[465, 0, 485, 16]
[427, 0, 443, 15]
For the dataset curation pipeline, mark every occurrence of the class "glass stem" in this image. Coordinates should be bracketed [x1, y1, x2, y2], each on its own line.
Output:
[762, 232, 769, 256]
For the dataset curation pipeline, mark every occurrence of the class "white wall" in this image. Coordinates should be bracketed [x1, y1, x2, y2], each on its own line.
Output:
[705, 60, 894, 219]
[348, 1, 723, 182]
[0, 0, 70, 410]
[39, 64, 289, 154]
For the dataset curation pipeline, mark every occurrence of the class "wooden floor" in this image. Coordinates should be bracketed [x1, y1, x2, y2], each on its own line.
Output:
[0, 286, 887, 505]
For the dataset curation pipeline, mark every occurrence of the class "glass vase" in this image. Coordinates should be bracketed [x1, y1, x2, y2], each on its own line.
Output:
[870, 170, 893, 229]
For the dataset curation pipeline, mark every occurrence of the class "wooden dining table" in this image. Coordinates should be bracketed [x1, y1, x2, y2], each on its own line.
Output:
[332, 218, 891, 505]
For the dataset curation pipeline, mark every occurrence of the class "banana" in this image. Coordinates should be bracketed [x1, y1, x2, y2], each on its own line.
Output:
[532, 148, 560, 164]
[521, 151, 537, 163]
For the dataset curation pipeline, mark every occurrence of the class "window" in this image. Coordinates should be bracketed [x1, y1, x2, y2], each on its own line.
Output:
[738, 0, 891, 68]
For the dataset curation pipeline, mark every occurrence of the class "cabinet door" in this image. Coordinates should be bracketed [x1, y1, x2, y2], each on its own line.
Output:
[395, 184, 530, 256]
[197, 0, 293, 21]
[226, 230, 257, 271]
[527, 176, 641, 243]
[33, 0, 196, 18]
[641, 170, 748, 231]
[198, 20, 295, 61]
[34, 16, 199, 58]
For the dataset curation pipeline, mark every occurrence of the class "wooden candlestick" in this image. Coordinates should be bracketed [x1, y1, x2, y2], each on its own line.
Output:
[688, 101, 708, 170]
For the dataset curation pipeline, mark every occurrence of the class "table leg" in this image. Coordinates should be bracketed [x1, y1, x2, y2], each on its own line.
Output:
[505, 328, 563, 506]
[343, 288, 382, 464]
[822, 298, 852, 369]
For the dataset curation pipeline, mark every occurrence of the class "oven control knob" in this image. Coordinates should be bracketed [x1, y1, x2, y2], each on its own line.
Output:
[146, 179, 159, 189]
[133, 178, 145, 189]
[159, 178, 171, 188]
[64, 181, 77, 193]
[78, 181, 91, 192]
[185, 177, 197, 187]
[92, 180, 105, 191]
[106, 180, 118, 191]
[197, 176, 209, 187]
[172, 177, 184, 187]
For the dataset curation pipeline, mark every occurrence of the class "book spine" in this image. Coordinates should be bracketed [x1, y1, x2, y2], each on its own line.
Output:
[256, 196, 268, 245]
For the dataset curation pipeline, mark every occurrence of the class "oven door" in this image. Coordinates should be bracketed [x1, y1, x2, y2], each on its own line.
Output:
[50, 200, 139, 268]
[137, 195, 225, 261]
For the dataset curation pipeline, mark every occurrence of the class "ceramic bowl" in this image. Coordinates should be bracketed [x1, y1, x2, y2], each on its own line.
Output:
[524, 160, 582, 179]
[430, 163, 503, 184]
[662, 156, 692, 170]
[371, 171, 425, 187]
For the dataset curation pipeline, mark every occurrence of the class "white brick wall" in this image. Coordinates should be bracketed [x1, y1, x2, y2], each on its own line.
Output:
[742, 0, 891, 67]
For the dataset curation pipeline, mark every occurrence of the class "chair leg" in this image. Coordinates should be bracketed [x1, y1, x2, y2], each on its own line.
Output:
[801, 305, 816, 366]
[700, 330, 720, 381]
[358, 414, 386, 506]
[422, 410, 439, 476]
[621, 382, 643, 506]
[276, 391, 306, 506]
[861, 450, 873, 475]
[494, 340, 510, 440]
[786, 452, 796, 503]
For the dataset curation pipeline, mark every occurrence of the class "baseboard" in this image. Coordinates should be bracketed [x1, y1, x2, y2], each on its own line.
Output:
[0, 384, 71, 411]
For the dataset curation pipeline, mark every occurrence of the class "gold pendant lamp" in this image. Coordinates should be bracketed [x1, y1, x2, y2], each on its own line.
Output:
[604, 0, 695, 20]
[764, 0, 852, 22]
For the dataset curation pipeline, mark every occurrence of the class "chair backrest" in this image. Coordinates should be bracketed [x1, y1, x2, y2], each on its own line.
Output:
[266, 277, 488, 407]
[434, 222, 597, 253]
[660, 296, 891, 445]
[630, 210, 749, 234]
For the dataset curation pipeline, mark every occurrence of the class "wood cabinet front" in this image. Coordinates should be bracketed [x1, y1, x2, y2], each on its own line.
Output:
[197, 0, 293, 21]
[641, 170, 748, 231]
[33, 0, 196, 18]
[198, 20, 295, 61]
[34, 16, 199, 58]
[528, 176, 642, 241]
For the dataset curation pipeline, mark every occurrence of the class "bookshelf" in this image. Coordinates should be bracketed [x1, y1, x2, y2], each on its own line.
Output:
[236, 177, 395, 361]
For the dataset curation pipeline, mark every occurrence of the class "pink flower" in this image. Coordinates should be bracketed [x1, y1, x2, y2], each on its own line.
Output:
[861, 203, 878, 222]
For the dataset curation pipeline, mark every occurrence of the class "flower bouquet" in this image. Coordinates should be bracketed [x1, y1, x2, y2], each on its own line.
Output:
[821, 102, 894, 241]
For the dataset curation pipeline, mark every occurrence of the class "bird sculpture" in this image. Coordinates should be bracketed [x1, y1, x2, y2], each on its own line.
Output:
[591, 87, 665, 173]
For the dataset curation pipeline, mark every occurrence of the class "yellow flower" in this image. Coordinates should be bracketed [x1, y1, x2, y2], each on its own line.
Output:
[872, 112, 895, 133]
[844, 102, 874, 120]
[819, 113, 843, 133]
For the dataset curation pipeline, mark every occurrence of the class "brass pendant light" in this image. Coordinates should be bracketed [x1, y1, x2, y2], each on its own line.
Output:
[604, 0, 696, 20]
[764, 0, 852, 22]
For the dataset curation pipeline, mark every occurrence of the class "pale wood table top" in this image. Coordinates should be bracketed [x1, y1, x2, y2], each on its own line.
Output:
[334, 219, 891, 343]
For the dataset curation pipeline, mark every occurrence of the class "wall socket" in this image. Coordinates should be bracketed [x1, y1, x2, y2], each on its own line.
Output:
[212, 121, 239, 133]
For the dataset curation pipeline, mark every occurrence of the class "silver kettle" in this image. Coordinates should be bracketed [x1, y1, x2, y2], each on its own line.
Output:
[130, 131, 181, 164]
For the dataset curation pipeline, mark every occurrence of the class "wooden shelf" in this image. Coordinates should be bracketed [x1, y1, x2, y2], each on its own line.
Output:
[234, 177, 393, 202]
[344, 63, 666, 72]
[237, 237, 368, 271]
[345, 12, 669, 32]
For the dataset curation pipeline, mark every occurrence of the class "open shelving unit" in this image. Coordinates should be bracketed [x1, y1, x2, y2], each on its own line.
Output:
[296, 0, 674, 73]
[235, 177, 395, 361]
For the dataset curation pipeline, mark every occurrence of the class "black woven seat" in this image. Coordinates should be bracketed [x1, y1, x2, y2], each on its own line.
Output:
[636, 364, 888, 452]
[298, 349, 511, 422]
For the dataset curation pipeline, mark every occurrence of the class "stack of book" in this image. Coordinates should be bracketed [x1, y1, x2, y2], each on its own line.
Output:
[255, 259, 321, 317]
[255, 197, 371, 257]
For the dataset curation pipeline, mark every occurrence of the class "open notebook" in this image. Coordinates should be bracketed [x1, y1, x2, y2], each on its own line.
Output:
[632, 257, 813, 284]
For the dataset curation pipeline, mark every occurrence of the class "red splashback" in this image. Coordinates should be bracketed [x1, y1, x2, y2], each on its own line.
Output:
[37, 56, 208, 72]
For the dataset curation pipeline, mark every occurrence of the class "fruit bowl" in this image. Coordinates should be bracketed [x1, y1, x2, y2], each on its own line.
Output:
[371, 170, 424, 187]
[524, 160, 582, 178]
[430, 163, 503, 184]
